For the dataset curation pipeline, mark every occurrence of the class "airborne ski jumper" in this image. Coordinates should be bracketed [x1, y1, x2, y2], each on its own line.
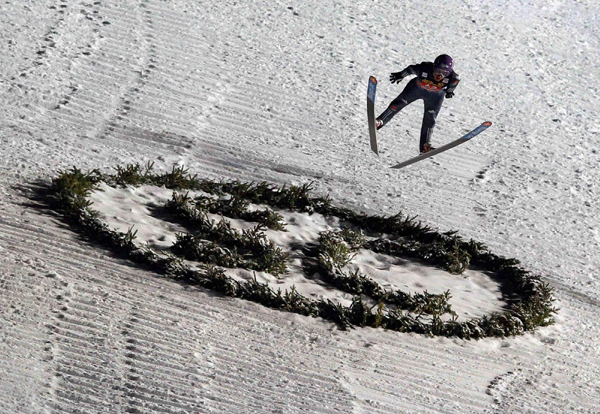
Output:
[376, 54, 459, 153]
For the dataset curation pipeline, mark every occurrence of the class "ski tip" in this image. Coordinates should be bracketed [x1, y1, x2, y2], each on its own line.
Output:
[369, 76, 377, 84]
[483, 121, 492, 127]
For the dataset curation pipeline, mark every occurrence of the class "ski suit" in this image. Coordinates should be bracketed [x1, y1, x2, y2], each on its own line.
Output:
[377, 62, 460, 151]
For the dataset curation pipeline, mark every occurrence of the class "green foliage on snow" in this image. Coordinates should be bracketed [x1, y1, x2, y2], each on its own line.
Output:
[165, 192, 288, 277]
[45, 163, 558, 340]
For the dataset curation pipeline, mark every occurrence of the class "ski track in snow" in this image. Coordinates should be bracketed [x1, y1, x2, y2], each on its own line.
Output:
[1, 0, 599, 413]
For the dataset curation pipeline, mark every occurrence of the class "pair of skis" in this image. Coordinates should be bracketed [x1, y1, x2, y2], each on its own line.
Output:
[367, 76, 492, 169]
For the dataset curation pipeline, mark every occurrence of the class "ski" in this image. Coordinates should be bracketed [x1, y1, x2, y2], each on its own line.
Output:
[367, 76, 378, 155]
[390, 121, 493, 170]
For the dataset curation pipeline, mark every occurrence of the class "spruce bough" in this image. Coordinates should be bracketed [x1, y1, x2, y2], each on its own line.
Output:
[45, 163, 557, 339]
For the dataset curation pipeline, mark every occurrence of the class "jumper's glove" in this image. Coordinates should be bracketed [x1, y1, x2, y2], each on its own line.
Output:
[445, 91, 455, 99]
[389, 72, 404, 84]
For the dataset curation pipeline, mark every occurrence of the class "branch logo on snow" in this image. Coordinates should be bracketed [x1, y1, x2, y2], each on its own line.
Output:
[44, 163, 556, 339]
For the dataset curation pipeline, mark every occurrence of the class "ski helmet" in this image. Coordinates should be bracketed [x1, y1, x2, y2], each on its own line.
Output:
[434, 54, 453, 72]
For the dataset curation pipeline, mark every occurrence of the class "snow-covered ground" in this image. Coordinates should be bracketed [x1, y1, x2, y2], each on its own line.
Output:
[1, 0, 599, 412]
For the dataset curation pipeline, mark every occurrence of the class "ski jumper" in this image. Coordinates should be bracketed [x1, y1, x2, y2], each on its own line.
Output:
[377, 62, 460, 151]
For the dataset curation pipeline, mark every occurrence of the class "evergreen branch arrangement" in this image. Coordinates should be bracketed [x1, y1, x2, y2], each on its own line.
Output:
[314, 230, 456, 317]
[165, 192, 288, 277]
[45, 163, 557, 339]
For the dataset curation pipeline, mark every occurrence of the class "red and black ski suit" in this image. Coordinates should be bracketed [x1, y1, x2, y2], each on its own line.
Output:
[377, 62, 460, 151]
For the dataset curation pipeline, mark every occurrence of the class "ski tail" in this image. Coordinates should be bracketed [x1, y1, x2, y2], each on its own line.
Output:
[367, 76, 378, 155]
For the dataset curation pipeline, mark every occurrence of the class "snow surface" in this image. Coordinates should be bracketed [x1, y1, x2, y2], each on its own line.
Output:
[1, 0, 599, 413]
[88, 183, 506, 320]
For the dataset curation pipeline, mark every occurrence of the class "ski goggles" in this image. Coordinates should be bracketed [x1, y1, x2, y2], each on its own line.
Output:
[434, 68, 450, 77]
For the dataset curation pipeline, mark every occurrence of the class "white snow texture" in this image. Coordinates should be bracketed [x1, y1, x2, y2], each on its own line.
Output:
[0, 0, 599, 413]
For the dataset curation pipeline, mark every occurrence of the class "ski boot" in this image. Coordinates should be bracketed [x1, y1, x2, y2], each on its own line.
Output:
[420, 143, 436, 154]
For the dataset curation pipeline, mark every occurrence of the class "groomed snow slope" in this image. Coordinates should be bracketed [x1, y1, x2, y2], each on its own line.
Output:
[1, 0, 599, 413]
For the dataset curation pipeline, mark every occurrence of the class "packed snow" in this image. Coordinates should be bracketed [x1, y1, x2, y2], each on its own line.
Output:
[88, 183, 507, 320]
[1, 0, 599, 413]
